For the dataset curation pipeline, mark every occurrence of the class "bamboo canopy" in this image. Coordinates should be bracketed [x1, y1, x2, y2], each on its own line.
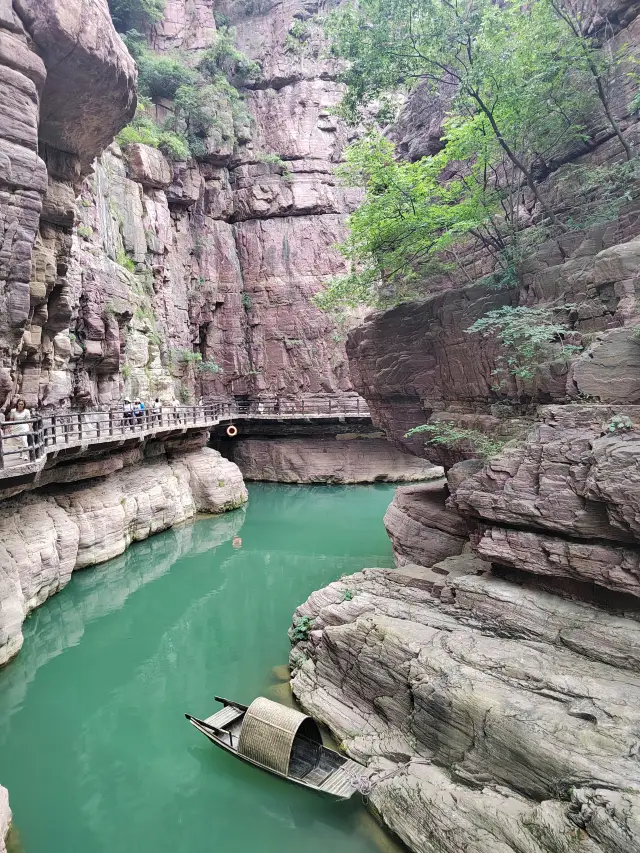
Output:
[237, 697, 322, 775]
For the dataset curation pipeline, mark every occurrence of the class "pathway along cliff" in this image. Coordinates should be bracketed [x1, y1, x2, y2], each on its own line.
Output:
[0, 484, 402, 853]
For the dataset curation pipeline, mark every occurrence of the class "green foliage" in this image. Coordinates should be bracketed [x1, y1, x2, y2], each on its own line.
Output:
[158, 131, 190, 160]
[137, 50, 197, 100]
[465, 305, 581, 387]
[284, 18, 311, 53]
[116, 250, 136, 273]
[241, 293, 252, 309]
[316, 0, 636, 311]
[178, 383, 191, 403]
[108, 0, 164, 33]
[341, 589, 355, 602]
[177, 350, 202, 364]
[116, 28, 257, 162]
[405, 422, 505, 458]
[197, 28, 260, 83]
[605, 414, 633, 433]
[122, 363, 132, 380]
[77, 225, 93, 240]
[291, 616, 315, 643]
[197, 360, 223, 374]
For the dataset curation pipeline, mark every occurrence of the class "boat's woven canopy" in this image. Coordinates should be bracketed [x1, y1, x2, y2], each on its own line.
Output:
[237, 697, 321, 775]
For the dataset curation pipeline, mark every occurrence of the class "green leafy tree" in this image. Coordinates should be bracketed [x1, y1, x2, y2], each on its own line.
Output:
[315, 0, 640, 311]
[328, 0, 595, 225]
[405, 422, 505, 458]
[548, 0, 633, 160]
[108, 0, 165, 33]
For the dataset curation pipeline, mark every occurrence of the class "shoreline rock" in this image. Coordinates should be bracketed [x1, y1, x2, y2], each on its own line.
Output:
[290, 561, 640, 853]
[232, 437, 443, 484]
[0, 786, 9, 853]
[0, 447, 247, 666]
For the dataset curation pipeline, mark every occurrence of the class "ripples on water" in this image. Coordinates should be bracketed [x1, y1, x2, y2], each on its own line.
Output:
[0, 484, 407, 853]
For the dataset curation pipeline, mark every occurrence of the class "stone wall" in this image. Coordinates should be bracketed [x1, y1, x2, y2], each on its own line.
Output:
[232, 436, 443, 483]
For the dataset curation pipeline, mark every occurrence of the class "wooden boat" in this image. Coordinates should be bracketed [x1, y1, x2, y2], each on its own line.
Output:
[185, 695, 363, 800]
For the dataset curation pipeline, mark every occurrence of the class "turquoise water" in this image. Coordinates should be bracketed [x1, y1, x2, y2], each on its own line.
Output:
[0, 484, 398, 853]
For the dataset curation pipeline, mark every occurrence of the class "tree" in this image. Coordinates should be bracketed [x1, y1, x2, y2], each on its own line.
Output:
[314, 0, 639, 311]
[548, 0, 632, 160]
[327, 0, 596, 227]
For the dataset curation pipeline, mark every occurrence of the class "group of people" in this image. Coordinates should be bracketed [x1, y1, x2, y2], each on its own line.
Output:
[122, 398, 148, 426]
[120, 397, 200, 428]
[0, 394, 212, 466]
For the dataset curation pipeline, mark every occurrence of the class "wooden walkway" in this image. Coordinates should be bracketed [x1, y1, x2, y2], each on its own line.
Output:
[0, 396, 370, 481]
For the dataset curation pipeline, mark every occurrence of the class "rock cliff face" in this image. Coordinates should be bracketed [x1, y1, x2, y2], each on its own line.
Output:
[233, 436, 442, 483]
[0, 0, 360, 410]
[288, 4, 640, 852]
[0, 439, 247, 666]
[291, 560, 640, 853]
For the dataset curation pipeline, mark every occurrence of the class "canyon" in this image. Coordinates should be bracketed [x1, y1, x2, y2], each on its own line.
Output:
[2, 0, 640, 851]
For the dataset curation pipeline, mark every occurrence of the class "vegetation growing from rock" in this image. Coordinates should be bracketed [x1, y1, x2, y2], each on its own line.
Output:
[108, 0, 165, 33]
[315, 0, 635, 311]
[291, 616, 315, 642]
[405, 422, 505, 458]
[465, 305, 581, 388]
[114, 27, 259, 160]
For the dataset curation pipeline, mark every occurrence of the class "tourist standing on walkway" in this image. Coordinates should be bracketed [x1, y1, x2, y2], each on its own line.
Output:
[7, 399, 32, 461]
[134, 399, 145, 425]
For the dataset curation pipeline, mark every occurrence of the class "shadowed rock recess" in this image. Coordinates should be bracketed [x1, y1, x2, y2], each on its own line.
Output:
[289, 1, 640, 850]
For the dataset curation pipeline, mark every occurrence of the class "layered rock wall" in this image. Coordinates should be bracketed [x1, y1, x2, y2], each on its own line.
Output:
[291, 561, 640, 853]
[0, 443, 247, 666]
[0, 0, 361, 411]
[232, 436, 442, 483]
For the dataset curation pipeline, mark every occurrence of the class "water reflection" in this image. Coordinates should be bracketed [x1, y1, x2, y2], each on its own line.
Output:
[0, 483, 398, 853]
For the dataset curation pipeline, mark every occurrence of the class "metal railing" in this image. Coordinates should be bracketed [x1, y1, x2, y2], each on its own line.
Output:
[0, 397, 370, 474]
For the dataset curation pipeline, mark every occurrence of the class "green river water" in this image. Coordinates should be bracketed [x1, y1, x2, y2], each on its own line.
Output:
[0, 483, 402, 853]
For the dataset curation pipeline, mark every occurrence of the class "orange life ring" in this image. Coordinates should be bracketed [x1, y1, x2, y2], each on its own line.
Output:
[226, 424, 238, 437]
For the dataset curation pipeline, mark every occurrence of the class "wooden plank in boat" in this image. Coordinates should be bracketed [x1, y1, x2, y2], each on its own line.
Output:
[203, 706, 243, 729]
[320, 766, 356, 796]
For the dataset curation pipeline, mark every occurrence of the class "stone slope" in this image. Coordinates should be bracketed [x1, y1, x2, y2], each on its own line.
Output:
[291, 561, 640, 853]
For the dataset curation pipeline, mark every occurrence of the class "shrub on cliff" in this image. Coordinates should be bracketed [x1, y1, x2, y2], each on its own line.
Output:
[405, 423, 505, 458]
[465, 305, 582, 390]
[108, 0, 164, 33]
[114, 28, 257, 161]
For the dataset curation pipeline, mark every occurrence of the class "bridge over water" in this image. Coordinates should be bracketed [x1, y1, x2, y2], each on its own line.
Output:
[0, 396, 371, 482]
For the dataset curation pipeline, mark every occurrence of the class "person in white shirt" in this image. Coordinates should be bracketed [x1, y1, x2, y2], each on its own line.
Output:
[6, 398, 32, 462]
